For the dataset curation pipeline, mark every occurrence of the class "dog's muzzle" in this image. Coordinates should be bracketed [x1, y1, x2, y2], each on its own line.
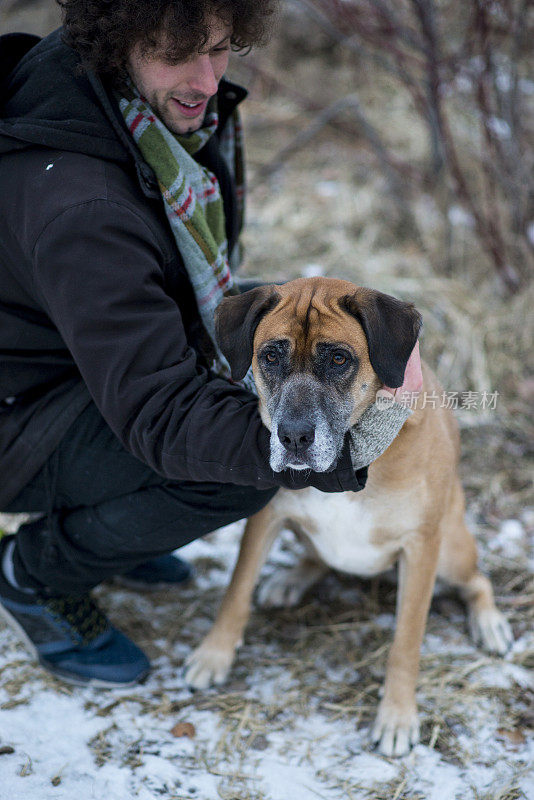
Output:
[268, 375, 352, 473]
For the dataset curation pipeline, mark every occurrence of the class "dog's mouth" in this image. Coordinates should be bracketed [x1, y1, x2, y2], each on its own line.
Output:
[269, 419, 342, 473]
[269, 446, 339, 474]
[283, 458, 309, 470]
[281, 455, 337, 472]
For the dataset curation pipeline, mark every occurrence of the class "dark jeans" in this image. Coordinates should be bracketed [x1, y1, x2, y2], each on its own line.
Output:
[4, 402, 277, 595]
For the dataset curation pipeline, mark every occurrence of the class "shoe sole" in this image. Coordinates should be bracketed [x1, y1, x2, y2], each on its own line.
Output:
[0, 601, 149, 689]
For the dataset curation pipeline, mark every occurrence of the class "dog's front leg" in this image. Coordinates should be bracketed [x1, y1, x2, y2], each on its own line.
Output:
[185, 503, 282, 689]
[371, 529, 440, 757]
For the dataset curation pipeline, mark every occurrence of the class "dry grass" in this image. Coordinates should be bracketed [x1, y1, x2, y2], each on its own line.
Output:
[1, 522, 532, 797]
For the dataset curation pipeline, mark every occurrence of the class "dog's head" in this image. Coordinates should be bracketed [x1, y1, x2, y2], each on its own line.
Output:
[215, 277, 422, 472]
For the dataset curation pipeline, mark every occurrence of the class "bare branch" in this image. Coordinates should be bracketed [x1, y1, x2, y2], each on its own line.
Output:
[280, 0, 532, 290]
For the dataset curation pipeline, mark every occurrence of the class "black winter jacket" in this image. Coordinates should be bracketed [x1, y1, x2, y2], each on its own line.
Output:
[0, 29, 367, 507]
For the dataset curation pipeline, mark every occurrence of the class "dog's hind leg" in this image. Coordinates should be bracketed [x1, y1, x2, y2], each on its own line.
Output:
[185, 503, 283, 689]
[256, 554, 328, 609]
[255, 522, 328, 608]
[437, 478, 512, 655]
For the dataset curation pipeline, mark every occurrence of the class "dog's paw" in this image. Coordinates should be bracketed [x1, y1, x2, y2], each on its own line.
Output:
[469, 608, 513, 655]
[184, 640, 235, 690]
[371, 700, 419, 757]
[256, 570, 308, 608]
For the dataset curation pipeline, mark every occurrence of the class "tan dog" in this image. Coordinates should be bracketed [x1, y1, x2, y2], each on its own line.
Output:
[185, 277, 512, 757]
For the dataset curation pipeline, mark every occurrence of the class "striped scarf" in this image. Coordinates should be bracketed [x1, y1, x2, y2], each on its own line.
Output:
[118, 83, 254, 390]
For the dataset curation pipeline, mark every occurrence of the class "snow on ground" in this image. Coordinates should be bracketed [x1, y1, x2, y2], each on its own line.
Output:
[0, 512, 533, 800]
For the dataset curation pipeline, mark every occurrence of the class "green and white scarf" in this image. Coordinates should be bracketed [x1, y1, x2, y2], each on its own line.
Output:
[117, 82, 253, 389]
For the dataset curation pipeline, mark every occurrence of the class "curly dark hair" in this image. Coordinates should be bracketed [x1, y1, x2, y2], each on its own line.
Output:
[57, 0, 278, 75]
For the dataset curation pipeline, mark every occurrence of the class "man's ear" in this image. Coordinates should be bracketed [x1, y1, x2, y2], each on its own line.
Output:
[339, 289, 423, 388]
[215, 286, 281, 380]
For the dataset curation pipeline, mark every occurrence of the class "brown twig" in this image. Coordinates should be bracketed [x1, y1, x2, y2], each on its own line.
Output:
[240, 59, 421, 184]
[289, 0, 532, 291]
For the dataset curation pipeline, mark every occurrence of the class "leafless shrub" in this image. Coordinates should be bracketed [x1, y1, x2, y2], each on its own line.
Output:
[252, 0, 534, 291]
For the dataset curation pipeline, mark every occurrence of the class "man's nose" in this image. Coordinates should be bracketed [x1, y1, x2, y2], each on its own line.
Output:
[188, 54, 219, 98]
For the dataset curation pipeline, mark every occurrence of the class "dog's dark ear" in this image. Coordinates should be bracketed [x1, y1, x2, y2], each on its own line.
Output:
[215, 286, 281, 380]
[339, 289, 422, 387]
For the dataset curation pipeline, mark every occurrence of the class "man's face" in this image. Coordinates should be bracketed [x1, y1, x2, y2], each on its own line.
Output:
[126, 15, 232, 135]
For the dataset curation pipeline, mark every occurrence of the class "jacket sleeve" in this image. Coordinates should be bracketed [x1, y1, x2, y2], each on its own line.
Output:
[31, 199, 367, 493]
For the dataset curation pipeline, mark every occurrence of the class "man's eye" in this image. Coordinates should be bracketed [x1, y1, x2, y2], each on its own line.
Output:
[332, 352, 347, 366]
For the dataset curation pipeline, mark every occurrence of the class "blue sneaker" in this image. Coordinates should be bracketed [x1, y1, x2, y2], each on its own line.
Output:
[114, 553, 194, 591]
[0, 537, 150, 687]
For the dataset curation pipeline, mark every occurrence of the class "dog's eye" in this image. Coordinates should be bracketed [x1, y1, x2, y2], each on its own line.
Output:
[332, 352, 347, 366]
[264, 351, 279, 365]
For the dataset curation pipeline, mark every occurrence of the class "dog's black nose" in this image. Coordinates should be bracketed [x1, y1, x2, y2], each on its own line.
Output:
[277, 421, 315, 456]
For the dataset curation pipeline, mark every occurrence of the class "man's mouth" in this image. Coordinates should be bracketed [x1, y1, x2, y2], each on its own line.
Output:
[172, 98, 208, 118]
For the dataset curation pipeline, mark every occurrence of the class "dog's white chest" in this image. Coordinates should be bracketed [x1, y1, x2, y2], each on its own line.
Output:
[271, 488, 401, 576]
